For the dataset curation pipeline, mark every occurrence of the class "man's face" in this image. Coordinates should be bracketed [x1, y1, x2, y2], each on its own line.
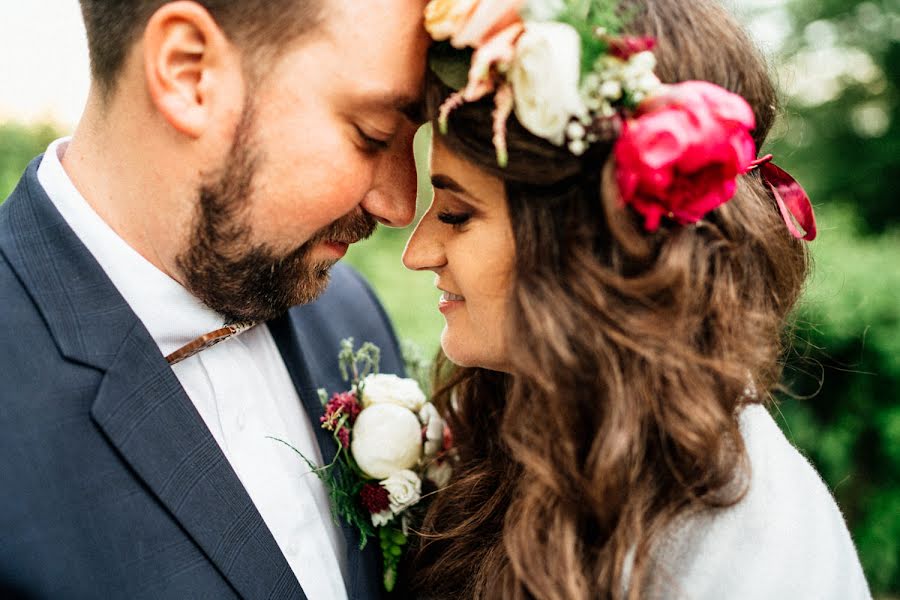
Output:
[178, 0, 428, 322]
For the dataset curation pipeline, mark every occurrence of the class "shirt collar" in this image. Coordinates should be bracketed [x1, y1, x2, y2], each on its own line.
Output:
[37, 137, 225, 356]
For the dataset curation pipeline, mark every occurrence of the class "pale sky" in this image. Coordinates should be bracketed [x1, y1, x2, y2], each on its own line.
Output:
[0, 1, 90, 128]
[0, 1, 787, 131]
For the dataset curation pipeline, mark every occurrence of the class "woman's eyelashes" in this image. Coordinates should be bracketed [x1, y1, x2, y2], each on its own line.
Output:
[437, 210, 472, 227]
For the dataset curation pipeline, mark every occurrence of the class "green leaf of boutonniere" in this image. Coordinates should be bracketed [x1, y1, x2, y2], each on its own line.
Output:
[428, 42, 473, 92]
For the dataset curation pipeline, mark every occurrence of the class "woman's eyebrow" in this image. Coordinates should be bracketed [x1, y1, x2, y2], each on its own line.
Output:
[431, 174, 469, 195]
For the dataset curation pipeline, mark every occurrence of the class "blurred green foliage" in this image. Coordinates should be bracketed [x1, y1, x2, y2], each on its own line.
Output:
[775, 0, 900, 234]
[0, 122, 58, 197]
[0, 0, 897, 594]
[781, 207, 900, 593]
[756, 0, 899, 593]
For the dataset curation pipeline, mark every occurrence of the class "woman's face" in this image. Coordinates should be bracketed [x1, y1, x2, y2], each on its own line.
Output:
[403, 137, 515, 372]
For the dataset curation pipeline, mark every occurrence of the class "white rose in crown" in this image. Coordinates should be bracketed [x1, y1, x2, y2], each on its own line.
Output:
[361, 373, 427, 413]
[351, 403, 422, 479]
[381, 469, 423, 514]
[509, 22, 587, 146]
[522, 0, 565, 20]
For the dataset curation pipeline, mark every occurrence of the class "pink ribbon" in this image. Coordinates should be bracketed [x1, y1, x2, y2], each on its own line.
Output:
[750, 154, 817, 241]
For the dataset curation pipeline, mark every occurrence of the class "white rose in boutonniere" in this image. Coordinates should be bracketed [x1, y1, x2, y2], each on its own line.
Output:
[278, 339, 453, 594]
[426, 460, 454, 489]
[361, 373, 427, 413]
[509, 22, 587, 146]
[419, 402, 446, 458]
[382, 469, 423, 515]
[351, 404, 422, 479]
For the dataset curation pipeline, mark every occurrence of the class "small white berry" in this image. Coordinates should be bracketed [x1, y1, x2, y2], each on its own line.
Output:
[569, 139, 588, 156]
[566, 121, 586, 140]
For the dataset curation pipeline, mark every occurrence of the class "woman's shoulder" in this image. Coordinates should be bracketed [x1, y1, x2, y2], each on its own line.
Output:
[647, 404, 871, 599]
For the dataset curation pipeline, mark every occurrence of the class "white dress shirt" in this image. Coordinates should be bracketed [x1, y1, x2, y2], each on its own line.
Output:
[38, 138, 348, 600]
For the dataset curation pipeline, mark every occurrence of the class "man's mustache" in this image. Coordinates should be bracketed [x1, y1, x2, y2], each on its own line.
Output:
[311, 210, 378, 246]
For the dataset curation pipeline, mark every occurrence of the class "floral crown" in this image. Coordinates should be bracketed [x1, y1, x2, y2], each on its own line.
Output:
[424, 0, 817, 239]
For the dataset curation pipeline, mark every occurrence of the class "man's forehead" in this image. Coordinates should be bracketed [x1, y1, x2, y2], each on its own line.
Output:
[315, 0, 428, 122]
[351, 88, 425, 124]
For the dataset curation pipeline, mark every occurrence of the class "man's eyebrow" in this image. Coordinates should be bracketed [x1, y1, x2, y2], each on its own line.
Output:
[400, 100, 425, 124]
[358, 90, 425, 123]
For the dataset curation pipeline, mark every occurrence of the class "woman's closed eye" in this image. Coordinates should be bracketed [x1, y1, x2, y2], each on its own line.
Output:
[437, 210, 472, 227]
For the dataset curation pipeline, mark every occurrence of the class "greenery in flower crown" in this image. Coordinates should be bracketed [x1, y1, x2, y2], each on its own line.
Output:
[428, 0, 632, 92]
[553, 0, 630, 78]
[429, 42, 473, 92]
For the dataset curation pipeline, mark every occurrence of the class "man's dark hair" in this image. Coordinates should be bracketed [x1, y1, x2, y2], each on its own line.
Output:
[78, 0, 323, 93]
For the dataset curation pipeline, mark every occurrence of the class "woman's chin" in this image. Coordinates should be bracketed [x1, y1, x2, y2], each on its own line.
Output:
[441, 329, 479, 368]
[441, 328, 510, 372]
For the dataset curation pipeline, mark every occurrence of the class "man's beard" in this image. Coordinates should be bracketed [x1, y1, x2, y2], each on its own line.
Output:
[176, 107, 377, 323]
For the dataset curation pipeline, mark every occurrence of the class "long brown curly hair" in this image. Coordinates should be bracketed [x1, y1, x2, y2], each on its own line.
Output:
[407, 0, 810, 598]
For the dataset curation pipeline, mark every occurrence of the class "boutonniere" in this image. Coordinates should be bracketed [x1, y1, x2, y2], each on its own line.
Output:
[272, 339, 453, 592]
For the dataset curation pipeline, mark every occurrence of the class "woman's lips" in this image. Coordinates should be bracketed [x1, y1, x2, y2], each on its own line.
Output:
[438, 290, 465, 313]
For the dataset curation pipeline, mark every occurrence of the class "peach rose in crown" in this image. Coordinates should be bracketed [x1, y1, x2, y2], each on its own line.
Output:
[425, 0, 524, 49]
[614, 81, 758, 231]
[425, 0, 478, 41]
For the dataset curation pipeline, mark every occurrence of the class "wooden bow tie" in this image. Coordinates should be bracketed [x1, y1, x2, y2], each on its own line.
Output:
[165, 321, 257, 365]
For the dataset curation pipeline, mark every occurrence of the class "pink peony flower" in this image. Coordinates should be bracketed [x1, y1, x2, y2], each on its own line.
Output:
[614, 81, 757, 231]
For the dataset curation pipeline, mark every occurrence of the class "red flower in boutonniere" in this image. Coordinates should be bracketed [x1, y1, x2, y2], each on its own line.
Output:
[271, 339, 455, 592]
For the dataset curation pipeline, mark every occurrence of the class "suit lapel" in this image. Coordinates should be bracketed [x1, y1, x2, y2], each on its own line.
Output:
[0, 159, 305, 600]
[91, 331, 305, 600]
[269, 312, 383, 600]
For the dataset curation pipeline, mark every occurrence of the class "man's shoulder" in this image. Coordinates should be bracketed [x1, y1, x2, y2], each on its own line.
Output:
[314, 262, 385, 308]
[0, 242, 44, 335]
[278, 262, 404, 374]
[0, 155, 47, 293]
[0, 160, 61, 359]
[289, 262, 392, 326]
[0, 165, 101, 407]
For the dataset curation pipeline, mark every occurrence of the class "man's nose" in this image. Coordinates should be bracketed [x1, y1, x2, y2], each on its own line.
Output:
[361, 122, 420, 228]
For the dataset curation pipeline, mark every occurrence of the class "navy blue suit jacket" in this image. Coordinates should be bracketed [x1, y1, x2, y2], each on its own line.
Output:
[0, 157, 405, 599]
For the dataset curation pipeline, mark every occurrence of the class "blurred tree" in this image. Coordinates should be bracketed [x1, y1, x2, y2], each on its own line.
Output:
[781, 207, 900, 594]
[0, 122, 59, 201]
[769, 0, 899, 233]
[747, 0, 900, 594]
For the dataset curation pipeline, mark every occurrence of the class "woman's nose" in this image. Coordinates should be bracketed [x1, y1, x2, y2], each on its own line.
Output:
[402, 212, 444, 272]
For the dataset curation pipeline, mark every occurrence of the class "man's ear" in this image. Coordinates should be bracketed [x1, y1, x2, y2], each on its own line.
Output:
[143, 1, 238, 137]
